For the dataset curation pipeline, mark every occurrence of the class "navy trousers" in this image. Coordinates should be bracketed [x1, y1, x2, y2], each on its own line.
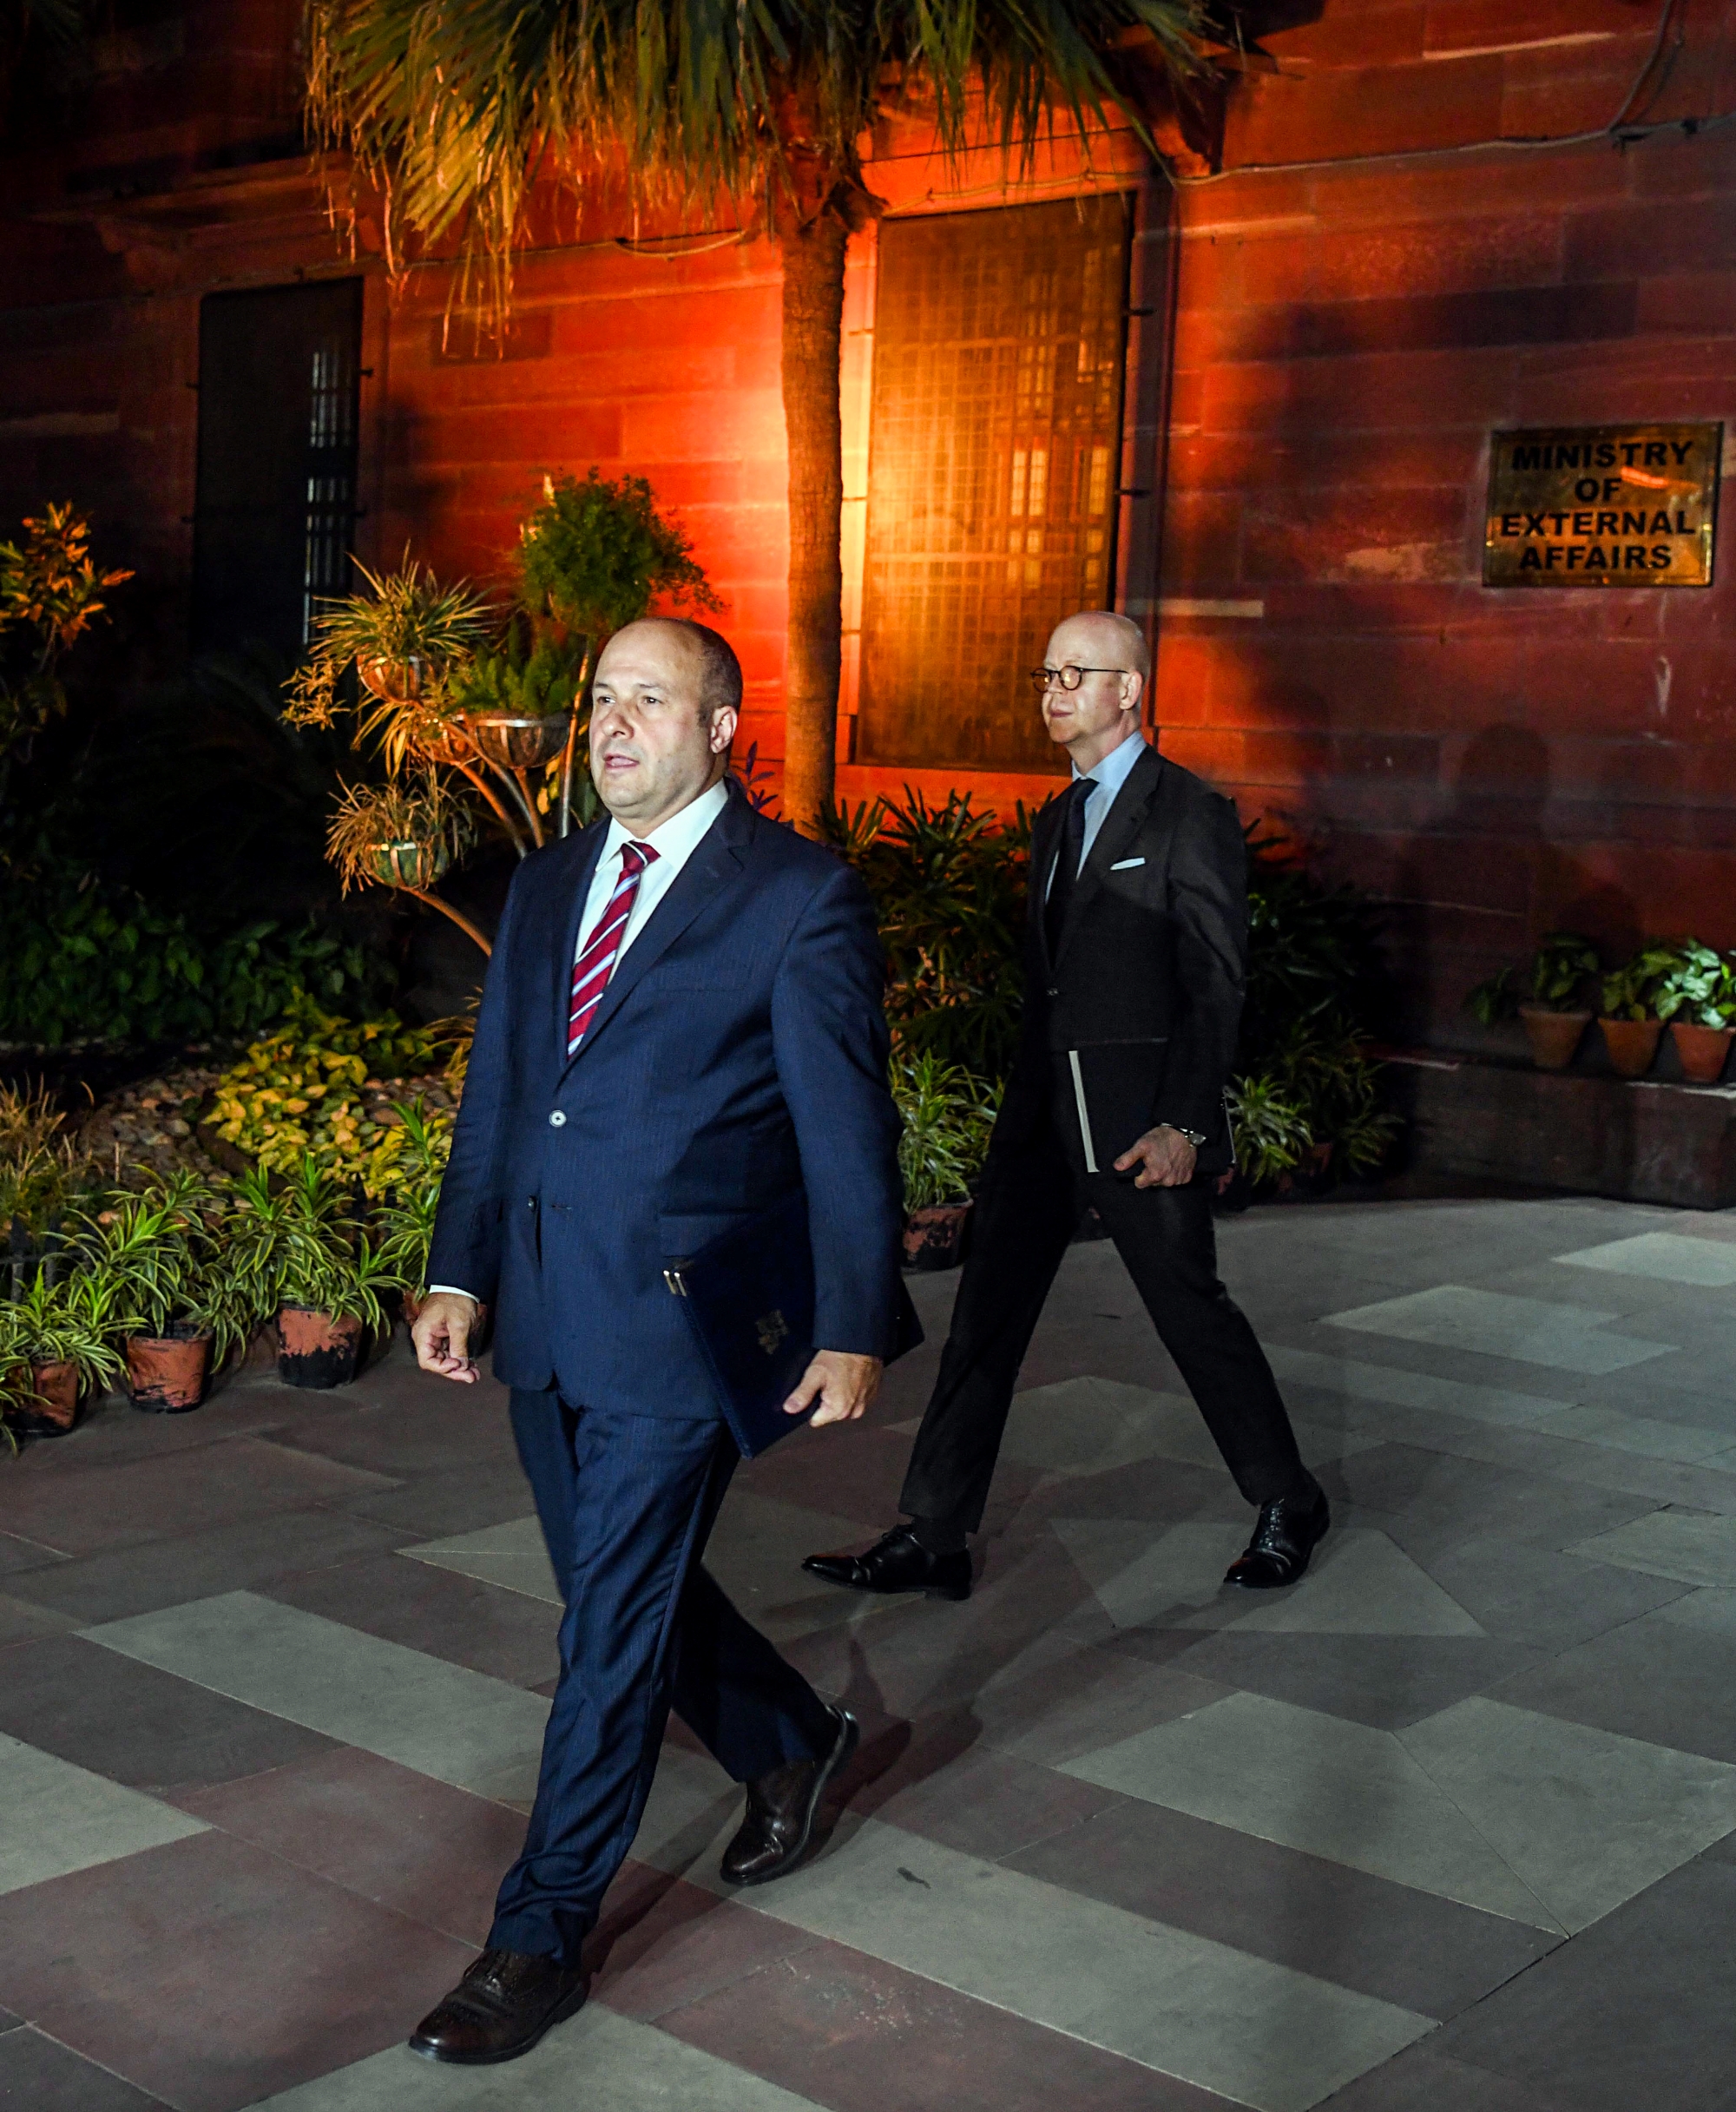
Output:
[489, 1389, 836, 1965]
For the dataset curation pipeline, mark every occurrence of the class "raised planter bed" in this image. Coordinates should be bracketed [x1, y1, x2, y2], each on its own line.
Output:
[1381, 1049, 1736, 1209]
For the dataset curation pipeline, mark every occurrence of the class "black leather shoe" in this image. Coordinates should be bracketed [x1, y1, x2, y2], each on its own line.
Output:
[802, 1524, 971, 1601]
[1226, 1484, 1331, 1589]
[408, 1946, 588, 2065]
[720, 1706, 858, 1887]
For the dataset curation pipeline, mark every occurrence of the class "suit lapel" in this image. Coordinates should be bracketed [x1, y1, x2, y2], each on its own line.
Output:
[1056, 744, 1164, 964]
[560, 785, 753, 1076]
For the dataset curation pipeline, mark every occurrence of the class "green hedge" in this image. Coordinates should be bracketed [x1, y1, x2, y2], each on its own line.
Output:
[0, 856, 385, 1048]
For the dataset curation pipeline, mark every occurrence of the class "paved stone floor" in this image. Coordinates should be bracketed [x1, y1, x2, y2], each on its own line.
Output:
[5, 1192, 1736, 2112]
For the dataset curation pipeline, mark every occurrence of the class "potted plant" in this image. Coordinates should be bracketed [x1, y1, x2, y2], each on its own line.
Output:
[892, 1055, 998, 1272]
[228, 1160, 403, 1389]
[1655, 940, 1736, 1084]
[80, 1174, 253, 1412]
[326, 773, 490, 955]
[285, 556, 494, 735]
[1598, 945, 1677, 1077]
[1466, 934, 1599, 1069]
[0, 1268, 135, 1437]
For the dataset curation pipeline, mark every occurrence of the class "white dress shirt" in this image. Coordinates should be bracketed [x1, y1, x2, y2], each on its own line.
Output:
[429, 779, 730, 1305]
[575, 778, 729, 972]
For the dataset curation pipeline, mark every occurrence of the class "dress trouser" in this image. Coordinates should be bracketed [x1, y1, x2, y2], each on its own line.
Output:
[490, 1390, 837, 1966]
[898, 1113, 1310, 1535]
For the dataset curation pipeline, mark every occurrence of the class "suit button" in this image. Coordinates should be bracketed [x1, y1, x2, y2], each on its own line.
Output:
[549, 1110, 567, 1128]
[1047, 987, 1059, 997]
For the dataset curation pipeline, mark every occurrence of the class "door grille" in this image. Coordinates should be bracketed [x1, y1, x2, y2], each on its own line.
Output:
[859, 195, 1133, 773]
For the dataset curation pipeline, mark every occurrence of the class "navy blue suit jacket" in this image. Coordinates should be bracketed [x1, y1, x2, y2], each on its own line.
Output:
[427, 779, 906, 1418]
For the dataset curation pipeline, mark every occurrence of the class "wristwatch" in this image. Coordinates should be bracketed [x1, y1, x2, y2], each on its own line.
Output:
[1164, 1124, 1208, 1148]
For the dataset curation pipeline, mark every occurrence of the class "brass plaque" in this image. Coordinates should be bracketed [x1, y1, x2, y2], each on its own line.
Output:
[1484, 422, 1721, 588]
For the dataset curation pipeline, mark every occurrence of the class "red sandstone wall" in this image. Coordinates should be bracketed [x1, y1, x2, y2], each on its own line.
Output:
[1156, 0, 1736, 1043]
[3, 0, 1734, 1056]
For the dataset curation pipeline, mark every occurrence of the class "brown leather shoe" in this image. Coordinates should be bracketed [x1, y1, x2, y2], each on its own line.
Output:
[408, 1946, 587, 2065]
[720, 1706, 858, 1887]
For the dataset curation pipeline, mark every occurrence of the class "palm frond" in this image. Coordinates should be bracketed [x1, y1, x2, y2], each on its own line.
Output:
[305, 0, 1204, 302]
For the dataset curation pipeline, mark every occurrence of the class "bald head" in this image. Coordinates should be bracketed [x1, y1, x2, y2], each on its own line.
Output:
[1048, 609, 1150, 682]
[1037, 609, 1150, 773]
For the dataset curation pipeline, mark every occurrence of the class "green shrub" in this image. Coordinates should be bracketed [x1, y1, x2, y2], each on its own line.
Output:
[823, 789, 1033, 1079]
[208, 996, 457, 1191]
[0, 855, 385, 1049]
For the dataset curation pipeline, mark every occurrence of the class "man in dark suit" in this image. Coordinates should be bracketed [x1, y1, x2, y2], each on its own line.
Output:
[407, 617, 905, 2066]
[806, 609, 1328, 1605]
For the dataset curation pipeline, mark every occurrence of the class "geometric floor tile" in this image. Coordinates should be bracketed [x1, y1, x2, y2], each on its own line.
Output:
[1400, 1696, 1736, 1932]
[85, 1593, 550, 1806]
[1322, 1286, 1675, 1375]
[1049, 1520, 1484, 1635]
[669, 1813, 1433, 2112]
[400, 1492, 897, 1643]
[1263, 1344, 1568, 1427]
[0, 1733, 207, 1898]
[1049, 1517, 1255, 1626]
[1564, 1509, 1736, 1587]
[1062, 1690, 1736, 1938]
[1057, 1692, 1567, 1930]
[0, 2025, 172, 2109]
[239, 2005, 826, 2110]
[1554, 1230, 1736, 1288]
[396, 1517, 560, 1607]
[901, 1376, 1375, 1486]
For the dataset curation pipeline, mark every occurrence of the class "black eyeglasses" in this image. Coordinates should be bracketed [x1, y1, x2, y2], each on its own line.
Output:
[1029, 664, 1130, 694]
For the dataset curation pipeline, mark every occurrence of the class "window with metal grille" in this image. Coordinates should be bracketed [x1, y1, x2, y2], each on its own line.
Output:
[191, 279, 363, 666]
[859, 195, 1133, 773]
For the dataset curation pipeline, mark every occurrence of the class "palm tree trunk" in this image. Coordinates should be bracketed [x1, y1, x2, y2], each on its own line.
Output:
[779, 211, 847, 836]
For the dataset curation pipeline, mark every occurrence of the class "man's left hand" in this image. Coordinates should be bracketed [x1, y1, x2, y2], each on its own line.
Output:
[784, 1349, 884, 1427]
[1114, 1125, 1198, 1188]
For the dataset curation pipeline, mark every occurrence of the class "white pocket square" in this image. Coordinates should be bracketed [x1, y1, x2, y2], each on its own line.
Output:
[1109, 857, 1145, 871]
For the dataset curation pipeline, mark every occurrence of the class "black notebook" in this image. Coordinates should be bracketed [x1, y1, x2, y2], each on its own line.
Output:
[662, 1191, 922, 1458]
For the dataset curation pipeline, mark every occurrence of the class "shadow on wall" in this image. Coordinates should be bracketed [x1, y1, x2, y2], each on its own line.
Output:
[1389, 723, 1655, 1049]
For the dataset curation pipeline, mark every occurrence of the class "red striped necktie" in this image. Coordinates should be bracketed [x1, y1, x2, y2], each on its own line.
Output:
[568, 839, 659, 1052]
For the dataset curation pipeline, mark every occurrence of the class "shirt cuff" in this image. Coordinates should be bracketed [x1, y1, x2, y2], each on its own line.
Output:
[426, 1285, 481, 1303]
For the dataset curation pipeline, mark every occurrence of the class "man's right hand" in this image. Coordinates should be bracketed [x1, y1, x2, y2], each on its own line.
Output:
[412, 1292, 481, 1385]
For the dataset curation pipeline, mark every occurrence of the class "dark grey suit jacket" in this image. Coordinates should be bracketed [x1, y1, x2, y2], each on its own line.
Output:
[996, 743, 1247, 1176]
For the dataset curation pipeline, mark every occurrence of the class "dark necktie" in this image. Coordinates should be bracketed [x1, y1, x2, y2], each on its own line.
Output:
[1043, 780, 1090, 957]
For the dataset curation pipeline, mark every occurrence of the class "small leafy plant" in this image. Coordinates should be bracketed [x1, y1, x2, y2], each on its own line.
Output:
[78, 1173, 254, 1365]
[225, 1158, 403, 1332]
[892, 1055, 999, 1214]
[1600, 944, 1679, 1023]
[1654, 940, 1736, 1030]
[1466, 933, 1600, 1026]
[326, 772, 477, 895]
[283, 556, 495, 732]
[0, 1268, 137, 1396]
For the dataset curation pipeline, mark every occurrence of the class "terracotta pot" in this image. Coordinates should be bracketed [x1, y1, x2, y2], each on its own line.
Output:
[275, 1306, 365, 1390]
[6, 1359, 81, 1438]
[903, 1201, 971, 1273]
[125, 1332, 213, 1413]
[1598, 1017, 1664, 1078]
[368, 838, 451, 890]
[1519, 1005, 1591, 1071]
[463, 711, 572, 770]
[1670, 1020, 1735, 1085]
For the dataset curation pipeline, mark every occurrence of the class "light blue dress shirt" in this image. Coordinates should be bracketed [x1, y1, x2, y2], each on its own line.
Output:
[1046, 730, 1149, 896]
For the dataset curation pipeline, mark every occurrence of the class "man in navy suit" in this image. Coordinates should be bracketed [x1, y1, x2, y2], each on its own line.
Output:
[406, 617, 904, 2066]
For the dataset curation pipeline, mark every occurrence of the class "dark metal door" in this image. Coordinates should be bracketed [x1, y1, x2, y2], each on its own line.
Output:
[191, 278, 363, 665]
